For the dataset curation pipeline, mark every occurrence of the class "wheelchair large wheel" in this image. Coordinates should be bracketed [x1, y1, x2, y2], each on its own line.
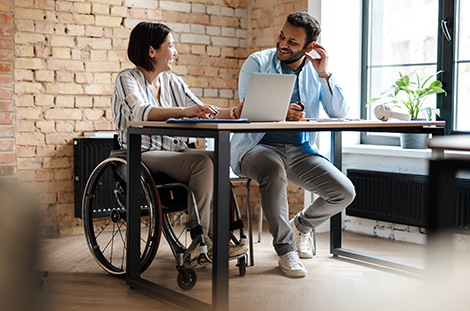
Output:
[82, 156, 162, 276]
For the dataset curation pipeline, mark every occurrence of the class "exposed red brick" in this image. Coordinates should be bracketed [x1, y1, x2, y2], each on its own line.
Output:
[0, 50, 13, 61]
[0, 13, 13, 24]
[0, 75, 13, 87]
[0, 101, 13, 112]
[0, 112, 13, 124]
[209, 78, 237, 89]
[0, 87, 13, 100]
[0, 152, 15, 163]
[0, 139, 13, 151]
[0, 63, 12, 73]
[35, 0, 54, 10]
[0, 164, 15, 176]
[0, 25, 13, 36]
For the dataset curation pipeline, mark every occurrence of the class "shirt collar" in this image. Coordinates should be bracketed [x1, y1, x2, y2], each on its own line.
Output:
[273, 51, 307, 75]
[274, 52, 282, 73]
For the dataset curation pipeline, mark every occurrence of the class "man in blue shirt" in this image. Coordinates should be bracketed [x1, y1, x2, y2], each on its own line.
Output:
[231, 12, 356, 277]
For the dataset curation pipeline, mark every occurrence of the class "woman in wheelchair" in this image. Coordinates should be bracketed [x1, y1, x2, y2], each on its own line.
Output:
[112, 22, 248, 266]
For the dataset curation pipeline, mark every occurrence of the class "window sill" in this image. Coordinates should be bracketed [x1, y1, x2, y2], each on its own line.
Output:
[343, 144, 470, 159]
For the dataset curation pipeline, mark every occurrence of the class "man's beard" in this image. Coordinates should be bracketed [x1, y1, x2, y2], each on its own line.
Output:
[277, 42, 308, 65]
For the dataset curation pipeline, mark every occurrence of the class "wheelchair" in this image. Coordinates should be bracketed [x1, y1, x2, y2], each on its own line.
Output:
[82, 147, 248, 290]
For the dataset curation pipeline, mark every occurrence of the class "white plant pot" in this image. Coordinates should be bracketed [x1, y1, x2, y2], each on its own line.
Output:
[400, 133, 430, 149]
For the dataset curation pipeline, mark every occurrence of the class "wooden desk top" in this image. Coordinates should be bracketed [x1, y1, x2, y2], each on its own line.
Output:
[129, 120, 445, 131]
[428, 135, 470, 152]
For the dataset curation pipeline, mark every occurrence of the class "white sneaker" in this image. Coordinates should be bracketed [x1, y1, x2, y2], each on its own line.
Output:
[290, 218, 315, 258]
[278, 251, 307, 277]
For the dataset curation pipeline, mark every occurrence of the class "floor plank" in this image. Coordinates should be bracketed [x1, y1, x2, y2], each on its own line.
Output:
[38, 225, 447, 311]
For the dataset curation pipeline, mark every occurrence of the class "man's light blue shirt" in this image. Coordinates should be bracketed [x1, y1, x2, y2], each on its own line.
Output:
[230, 48, 349, 175]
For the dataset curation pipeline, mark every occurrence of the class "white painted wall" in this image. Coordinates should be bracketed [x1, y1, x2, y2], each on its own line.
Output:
[306, 0, 362, 233]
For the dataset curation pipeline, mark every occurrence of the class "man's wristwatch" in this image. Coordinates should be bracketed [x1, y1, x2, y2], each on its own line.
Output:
[230, 107, 237, 119]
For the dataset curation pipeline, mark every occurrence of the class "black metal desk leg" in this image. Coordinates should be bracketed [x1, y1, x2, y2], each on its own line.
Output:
[212, 130, 231, 311]
[427, 159, 457, 273]
[330, 131, 343, 254]
[127, 132, 142, 281]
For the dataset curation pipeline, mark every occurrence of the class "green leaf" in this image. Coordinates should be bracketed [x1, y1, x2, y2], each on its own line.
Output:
[422, 74, 435, 87]
[430, 87, 447, 94]
[369, 70, 445, 119]
[402, 75, 409, 85]
[429, 80, 442, 88]
[422, 70, 444, 87]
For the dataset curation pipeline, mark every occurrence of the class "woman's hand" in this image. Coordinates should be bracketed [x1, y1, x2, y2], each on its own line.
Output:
[285, 102, 305, 121]
[183, 104, 218, 119]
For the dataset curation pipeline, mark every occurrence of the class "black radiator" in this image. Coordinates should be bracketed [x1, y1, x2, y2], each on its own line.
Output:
[346, 169, 470, 230]
[73, 137, 114, 219]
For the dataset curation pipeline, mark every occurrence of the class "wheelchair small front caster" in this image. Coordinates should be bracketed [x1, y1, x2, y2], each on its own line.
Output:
[237, 256, 246, 276]
[177, 268, 197, 290]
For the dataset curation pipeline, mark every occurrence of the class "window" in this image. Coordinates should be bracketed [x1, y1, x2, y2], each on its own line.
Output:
[454, 0, 470, 132]
[361, 0, 467, 144]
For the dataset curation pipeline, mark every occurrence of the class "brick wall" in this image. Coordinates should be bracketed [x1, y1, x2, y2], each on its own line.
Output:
[6, 0, 307, 236]
[0, 1, 15, 183]
[250, 0, 308, 52]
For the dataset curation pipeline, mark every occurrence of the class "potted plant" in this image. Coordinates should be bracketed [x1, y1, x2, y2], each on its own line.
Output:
[366, 70, 447, 149]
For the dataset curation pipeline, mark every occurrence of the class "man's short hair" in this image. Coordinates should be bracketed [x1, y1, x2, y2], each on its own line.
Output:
[286, 12, 321, 47]
[127, 22, 172, 72]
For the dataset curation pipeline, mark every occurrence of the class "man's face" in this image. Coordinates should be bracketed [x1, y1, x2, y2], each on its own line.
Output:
[276, 22, 309, 64]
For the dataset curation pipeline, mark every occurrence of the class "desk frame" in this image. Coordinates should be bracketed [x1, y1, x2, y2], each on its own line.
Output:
[427, 136, 470, 272]
[126, 121, 445, 311]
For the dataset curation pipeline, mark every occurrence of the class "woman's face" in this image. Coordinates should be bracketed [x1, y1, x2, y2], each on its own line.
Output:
[151, 33, 178, 72]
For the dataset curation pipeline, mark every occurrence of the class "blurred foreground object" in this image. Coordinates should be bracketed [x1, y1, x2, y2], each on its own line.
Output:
[0, 182, 41, 311]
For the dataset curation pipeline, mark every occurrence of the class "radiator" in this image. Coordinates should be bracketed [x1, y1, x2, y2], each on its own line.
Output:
[346, 169, 470, 229]
[73, 137, 114, 219]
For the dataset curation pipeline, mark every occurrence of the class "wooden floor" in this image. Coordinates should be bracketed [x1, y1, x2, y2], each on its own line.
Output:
[37, 225, 470, 311]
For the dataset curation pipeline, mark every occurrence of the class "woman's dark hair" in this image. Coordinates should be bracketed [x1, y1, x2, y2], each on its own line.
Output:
[286, 12, 321, 48]
[127, 22, 172, 72]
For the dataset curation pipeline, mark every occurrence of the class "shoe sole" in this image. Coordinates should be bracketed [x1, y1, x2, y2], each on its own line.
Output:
[278, 266, 307, 278]
[298, 251, 314, 259]
[191, 253, 246, 268]
[229, 247, 249, 258]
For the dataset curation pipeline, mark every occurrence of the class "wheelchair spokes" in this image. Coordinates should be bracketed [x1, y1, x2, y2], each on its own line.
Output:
[82, 157, 161, 276]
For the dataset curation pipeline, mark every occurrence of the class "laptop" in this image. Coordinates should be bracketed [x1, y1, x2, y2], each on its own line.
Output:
[240, 73, 296, 122]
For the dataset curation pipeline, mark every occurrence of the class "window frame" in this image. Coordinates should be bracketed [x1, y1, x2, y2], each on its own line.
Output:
[360, 0, 465, 145]
[438, 0, 456, 135]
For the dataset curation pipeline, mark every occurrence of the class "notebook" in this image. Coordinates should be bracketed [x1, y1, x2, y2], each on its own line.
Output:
[239, 73, 296, 122]
[166, 118, 249, 123]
